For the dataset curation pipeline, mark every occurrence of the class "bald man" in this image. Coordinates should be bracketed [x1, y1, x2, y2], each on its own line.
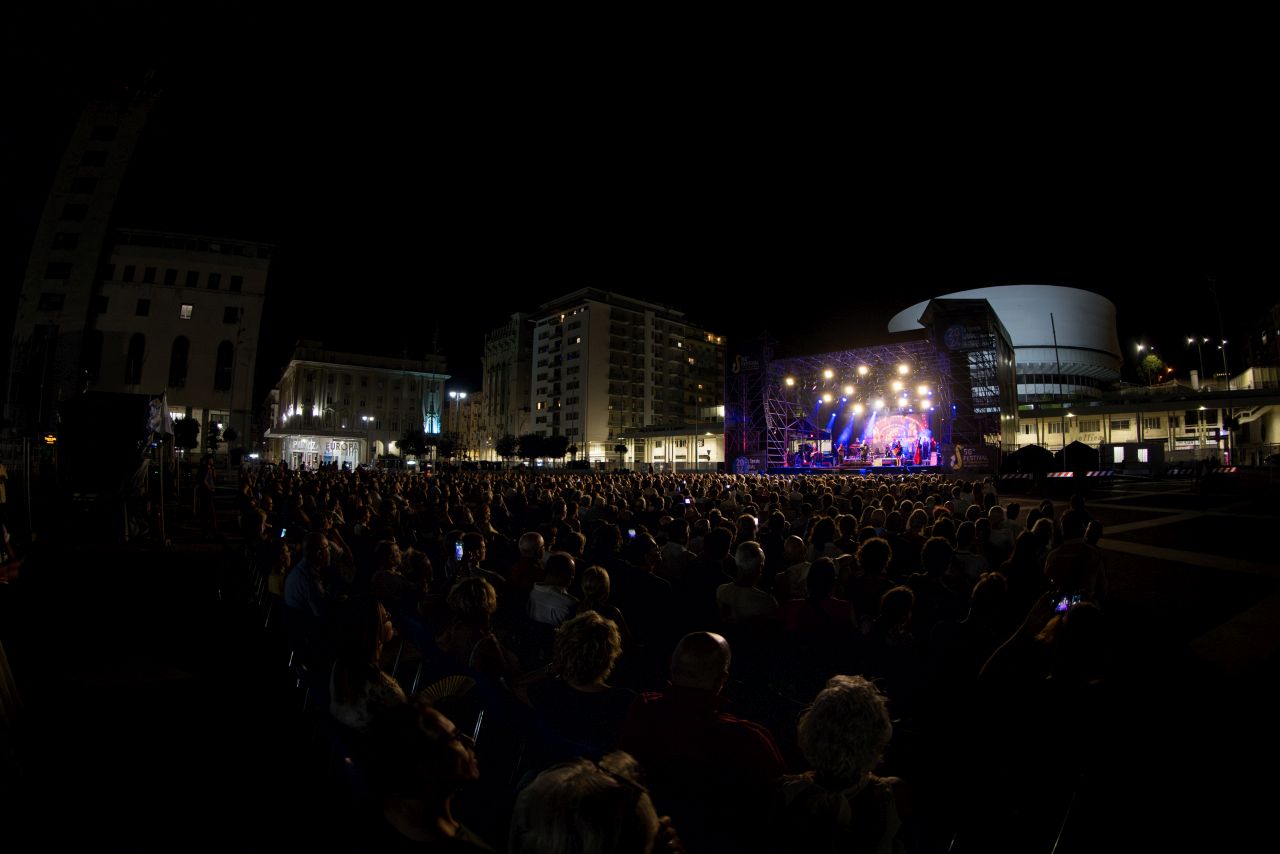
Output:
[620, 632, 785, 850]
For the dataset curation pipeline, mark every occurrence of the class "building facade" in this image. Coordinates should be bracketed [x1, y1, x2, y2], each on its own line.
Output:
[7, 90, 156, 435]
[889, 286, 1122, 403]
[480, 312, 532, 452]
[529, 290, 725, 467]
[91, 229, 271, 452]
[265, 342, 448, 470]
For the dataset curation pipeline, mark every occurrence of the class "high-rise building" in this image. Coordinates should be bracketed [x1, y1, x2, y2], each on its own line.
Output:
[480, 312, 533, 451]
[529, 289, 725, 466]
[265, 342, 448, 469]
[90, 228, 271, 451]
[6, 90, 156, 434]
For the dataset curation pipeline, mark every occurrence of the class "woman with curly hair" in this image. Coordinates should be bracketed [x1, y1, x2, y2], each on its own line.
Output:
[527, 611, 635, 761]
[772, 675, 904, 853]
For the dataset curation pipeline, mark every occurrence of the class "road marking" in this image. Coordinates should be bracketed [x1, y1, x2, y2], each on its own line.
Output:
[1099, 538, 1279, 579]
[1189, 593, 1280, 672]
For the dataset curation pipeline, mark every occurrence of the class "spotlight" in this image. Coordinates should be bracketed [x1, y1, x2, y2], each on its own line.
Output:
[892, 380, 903, 392]
[843, 385, 854, 396]
[823, 369, 834, 379]
[917, 385, 929, 396]
[853, 403, 863, 414]
[858, 365, 869, 376]
[823, 393, 832, 403]
[873, 399, 884, 410]
[897, 364, 909, 375]
[785, 377, 795, 387]
[917, 400, 926, 409]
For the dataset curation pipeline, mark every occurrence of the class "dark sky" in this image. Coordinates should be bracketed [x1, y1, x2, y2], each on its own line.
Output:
[7, 5, 1275, 405]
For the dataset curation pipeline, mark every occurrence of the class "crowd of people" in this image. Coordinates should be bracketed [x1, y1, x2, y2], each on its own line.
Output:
[235, 465, 1111, 852]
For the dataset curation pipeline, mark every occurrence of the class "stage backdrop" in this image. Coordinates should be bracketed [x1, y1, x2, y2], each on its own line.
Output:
[867, 414, 929, 450]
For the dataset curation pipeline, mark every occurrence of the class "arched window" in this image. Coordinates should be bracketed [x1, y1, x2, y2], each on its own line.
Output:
[214, 340, 233, 391]
[125, 333, 145, 385]
[169, 336, 190, 388]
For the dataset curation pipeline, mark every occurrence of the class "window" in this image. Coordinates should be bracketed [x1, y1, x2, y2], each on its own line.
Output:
[90, 125, 118, 141]
[207, 272, 221, 290]
[44, 262, 72, 279]
[143, 266, 157, 284]
[52, 232, 79, 250]
[123, 265, 136, 282]
[80, 150, 107, 167]
[1021, 423, 1036, 435]
[69, 176, 97, 194]
[1110, 420, 1130, 431]
[229, 275, 243, 292]
[169, 337, 190, 388]
[100, 263, 115, 281]
[1112, 446, 1125, 464]
[1142, 417, 1161, 430]
[1079, 419, 1100, 433]
[125, 333, 145, 384]
[213, 341, 234, 391]
[574, 337, 582, 344]
[94, 295, 108, 313]
[1169, 416, 1181, 428]
[179, 304, 193, 320]
[136, 298, 150, 317]
[37, 292, 65, 311]
[186, 271, 199, 288]
[60, 203, 87, 221]
[1048, 423, 1063, 434]
[164, 268, 177, 286]
[1137, 448, 1150, 463]
[223, 306, 241, 324]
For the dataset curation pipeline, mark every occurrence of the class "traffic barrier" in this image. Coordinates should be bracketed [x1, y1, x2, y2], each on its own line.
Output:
[1046, 472, 1075, 478]
[1085, 470, 1116, 477]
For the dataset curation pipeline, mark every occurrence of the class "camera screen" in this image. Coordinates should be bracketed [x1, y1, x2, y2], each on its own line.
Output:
[628, 528, 636, 538]
[279, 528, 287, 539]
[455, 542, 464, 560]
[1054, 596, 1072, 613]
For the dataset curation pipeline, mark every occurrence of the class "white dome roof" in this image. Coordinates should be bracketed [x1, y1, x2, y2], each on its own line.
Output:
[889, 285, 1121, 379]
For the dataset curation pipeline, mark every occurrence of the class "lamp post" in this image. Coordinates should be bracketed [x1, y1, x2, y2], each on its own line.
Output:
[361, 414, 376, 463]
[448, 391, 467, 460]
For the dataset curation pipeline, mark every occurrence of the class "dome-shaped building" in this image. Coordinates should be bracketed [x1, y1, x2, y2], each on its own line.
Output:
[889, 286, 1121, 402]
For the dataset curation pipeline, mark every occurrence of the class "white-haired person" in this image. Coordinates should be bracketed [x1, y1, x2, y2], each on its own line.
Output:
[509, 751, 683, 854]
[771, 674, 905, 853]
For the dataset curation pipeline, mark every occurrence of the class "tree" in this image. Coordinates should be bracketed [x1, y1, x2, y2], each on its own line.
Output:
[567, 443, 579, 461]
[173, 418, 200, 453]
[495, 434, 520, 467]
[1137, 353, 1166, 385]
[399, 427, 429, 458]
[543, 434, 569, 464]
[518, 433, 544, 466]
[435, 435, 457, 461]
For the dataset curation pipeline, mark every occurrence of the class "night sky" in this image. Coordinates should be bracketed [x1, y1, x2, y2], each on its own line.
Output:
[6, 5, 1272, 406]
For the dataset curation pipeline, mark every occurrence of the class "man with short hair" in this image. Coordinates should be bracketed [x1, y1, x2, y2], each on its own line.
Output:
[509, 531, 546, 593]
[717, 542, 778, 625]
[528, 552, 578, 626]
[285, 532, 332, 618]
[620, 632, 786, 852]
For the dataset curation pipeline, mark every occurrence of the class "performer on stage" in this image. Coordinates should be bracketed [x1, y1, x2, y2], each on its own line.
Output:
[893, 440, 903, 466]
[914, 440, 922, 466]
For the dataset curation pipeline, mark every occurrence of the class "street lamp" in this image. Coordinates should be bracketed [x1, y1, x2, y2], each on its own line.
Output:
[448, 391, 468, 458]
[361, 414, 376, 463]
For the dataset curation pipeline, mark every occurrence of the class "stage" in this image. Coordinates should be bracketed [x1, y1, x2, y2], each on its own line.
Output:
[766, 464, 946, 476]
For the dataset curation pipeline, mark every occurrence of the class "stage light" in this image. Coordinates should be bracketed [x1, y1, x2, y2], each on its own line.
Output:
[843, 385, 853, 396]
[784, 377, 795, 387]
[897, 364, 909, 375]
[873, 399, 884, 410]
[917, 400, 926, 409]
[917, 385, 929, 396]
[892, 380, 903, 392]
[823, 369, 834, 379]
[823, 393, 832, 403]
[858, 365, 869, 376]
[840, 396, 847, 402]
[853, 403, 863, 414]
